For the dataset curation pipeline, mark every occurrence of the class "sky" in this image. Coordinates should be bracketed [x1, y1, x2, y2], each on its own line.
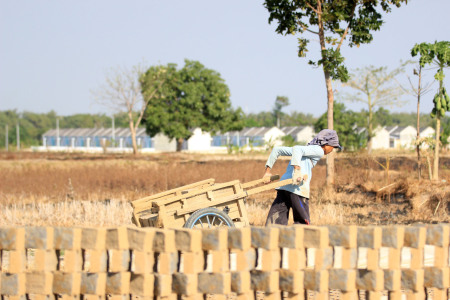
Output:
[1, 0, 449, 118]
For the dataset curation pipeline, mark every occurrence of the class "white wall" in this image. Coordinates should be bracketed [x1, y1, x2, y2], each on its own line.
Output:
[399, 126, 417, 149]
[419, 127, 435, 138]
[296, 126, 315, 145]
[152, 133, 176, 152]
[186, 128, 211, 151]
[264, 127, 285, 147]
[372, 127, 390, 149]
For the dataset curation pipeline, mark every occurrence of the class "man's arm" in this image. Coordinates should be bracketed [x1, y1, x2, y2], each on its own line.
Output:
[291, 145, 324, 166]
[263, 147, 293, 183]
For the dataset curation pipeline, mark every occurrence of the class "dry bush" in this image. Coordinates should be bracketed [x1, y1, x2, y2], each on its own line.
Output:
[0, 199, 133, 227]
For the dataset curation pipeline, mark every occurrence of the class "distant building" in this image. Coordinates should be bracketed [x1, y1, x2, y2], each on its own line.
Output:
[41, 127, 212, 153]
[419, 126, 435, 138]
[212, 127, 285, 149]
[372, 126, 390, 149]
[280, 126, 315, 145]
[387, 126, 417, 149]
[42, 127, 152, 150]
[153, 128, 212, 152]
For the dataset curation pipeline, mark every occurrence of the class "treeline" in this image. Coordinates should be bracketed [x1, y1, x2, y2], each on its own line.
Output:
[0, 105, 449, 148]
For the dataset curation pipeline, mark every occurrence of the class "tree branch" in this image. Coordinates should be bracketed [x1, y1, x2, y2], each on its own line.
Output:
[300, 23, 319, 35]
[305, 1, 320, 15]
[336, 1, 357, 52]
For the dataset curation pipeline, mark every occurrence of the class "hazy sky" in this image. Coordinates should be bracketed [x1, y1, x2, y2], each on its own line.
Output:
[1, 0, 449, 117]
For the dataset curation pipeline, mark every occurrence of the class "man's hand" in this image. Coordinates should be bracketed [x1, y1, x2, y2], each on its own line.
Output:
[263, 166, 272, 184]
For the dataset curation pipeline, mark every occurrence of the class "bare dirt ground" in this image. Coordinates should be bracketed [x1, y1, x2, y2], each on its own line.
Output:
[0, 151, 448, 227]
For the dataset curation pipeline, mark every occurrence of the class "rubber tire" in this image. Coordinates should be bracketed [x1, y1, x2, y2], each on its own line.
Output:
[184, 207, 235, 229]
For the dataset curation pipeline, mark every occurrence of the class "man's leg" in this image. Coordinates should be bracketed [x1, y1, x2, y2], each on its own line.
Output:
[265, 190, 290, 226]
[289, 194, 310, 225]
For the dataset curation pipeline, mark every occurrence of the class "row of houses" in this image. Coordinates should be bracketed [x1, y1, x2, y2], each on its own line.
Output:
[38, 125, 444, 153]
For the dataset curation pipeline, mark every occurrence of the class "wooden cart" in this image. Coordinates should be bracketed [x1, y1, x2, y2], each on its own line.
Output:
[131, 176, 291, 229]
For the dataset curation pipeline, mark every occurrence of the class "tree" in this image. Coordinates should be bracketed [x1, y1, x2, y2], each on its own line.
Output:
[412, 41, 450, 180]
[264, 0, 407, 185]
[273, 96, 290, 127]
[398, 61, 434, 180]
[340, 65, 406, 153]
[315, 102, 366, 151]
[92, 63, 165, 154]
[141, 59, 244, 151]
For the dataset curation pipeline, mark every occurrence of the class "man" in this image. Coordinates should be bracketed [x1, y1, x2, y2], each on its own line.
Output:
[263, 129, 341, 226]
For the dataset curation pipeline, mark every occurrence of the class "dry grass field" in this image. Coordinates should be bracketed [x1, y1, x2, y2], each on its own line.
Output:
[0, 151, 449, 227]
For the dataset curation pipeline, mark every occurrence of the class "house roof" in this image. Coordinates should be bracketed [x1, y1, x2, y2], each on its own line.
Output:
[216, 127, 274, 137]
[43, 127, 149, 138]
[280, 126, 309, 136]
[384, 126, 398, 134]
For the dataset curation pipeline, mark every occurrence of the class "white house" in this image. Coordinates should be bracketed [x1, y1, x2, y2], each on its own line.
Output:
[419, 126, 435, 138]
[152, 133, 176, 152]
[371, 126, 390, 149]
[387, 126, 417, 149]
[184, 128, 211, 152]
[153, 128, 212, 152]
[280, 126, 315, 145]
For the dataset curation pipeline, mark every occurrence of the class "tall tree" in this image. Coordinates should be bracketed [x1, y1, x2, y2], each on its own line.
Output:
[92, 63, 165, 154]
[141, 60, 244, 151]
[264, 0, 407, 185]
[412, 41, 450, 180]
[273, 96, 290, 127]
[340, 65, 406, 153]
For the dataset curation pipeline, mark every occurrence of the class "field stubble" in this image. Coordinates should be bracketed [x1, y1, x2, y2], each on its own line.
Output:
[0, 151, 449, 227]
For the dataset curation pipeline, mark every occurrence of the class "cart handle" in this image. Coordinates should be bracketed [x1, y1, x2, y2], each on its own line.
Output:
[245, 179, 292, 196]
[241, 174, 280, 189]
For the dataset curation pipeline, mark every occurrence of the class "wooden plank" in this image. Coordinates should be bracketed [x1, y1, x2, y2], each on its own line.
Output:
[158, 204, 169, 228]
[245, 179, 291, 196]
[150, 180, 241, 209]
[241, 175, 280, 189]
[132, 213, 141, 227]
[176, 191, 248, 216]
[162, 185, 237, 217]
[237, 198, 249, 226]
[131, 178, 215, 208]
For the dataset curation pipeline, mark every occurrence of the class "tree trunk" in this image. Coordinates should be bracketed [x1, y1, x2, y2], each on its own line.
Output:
[176, 138, 184, 152]
[433, 117, 440, 180]
[433, 80, 443, 181]
[368, 102, 373, 154]
[325, 73, 335, 186]
[416, 67, 422, 180]
[316, 0, 335, 186]
[129, 120, 138, 155]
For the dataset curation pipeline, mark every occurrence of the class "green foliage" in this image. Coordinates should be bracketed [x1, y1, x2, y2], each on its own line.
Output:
[411, 41, 450, 119]
[273, 96, 290, 127]
[243, 111, 316, 127]
[441, 119, 450, 146]
[264, 0, 407, 82]
[140, 60, 244, 143]
[314, 102, 366, 150]
[281, 135, 299, 147]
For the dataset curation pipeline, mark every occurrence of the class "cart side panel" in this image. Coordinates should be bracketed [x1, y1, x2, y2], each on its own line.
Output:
[161, 184, 238, 218]
[131, 178, 215, 210]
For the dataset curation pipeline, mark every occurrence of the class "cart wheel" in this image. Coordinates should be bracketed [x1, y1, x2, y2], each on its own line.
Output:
[184, 207, 235, 229]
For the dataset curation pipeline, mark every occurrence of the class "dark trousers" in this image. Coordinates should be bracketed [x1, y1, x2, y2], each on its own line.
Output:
[265, 190, 310, 226]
